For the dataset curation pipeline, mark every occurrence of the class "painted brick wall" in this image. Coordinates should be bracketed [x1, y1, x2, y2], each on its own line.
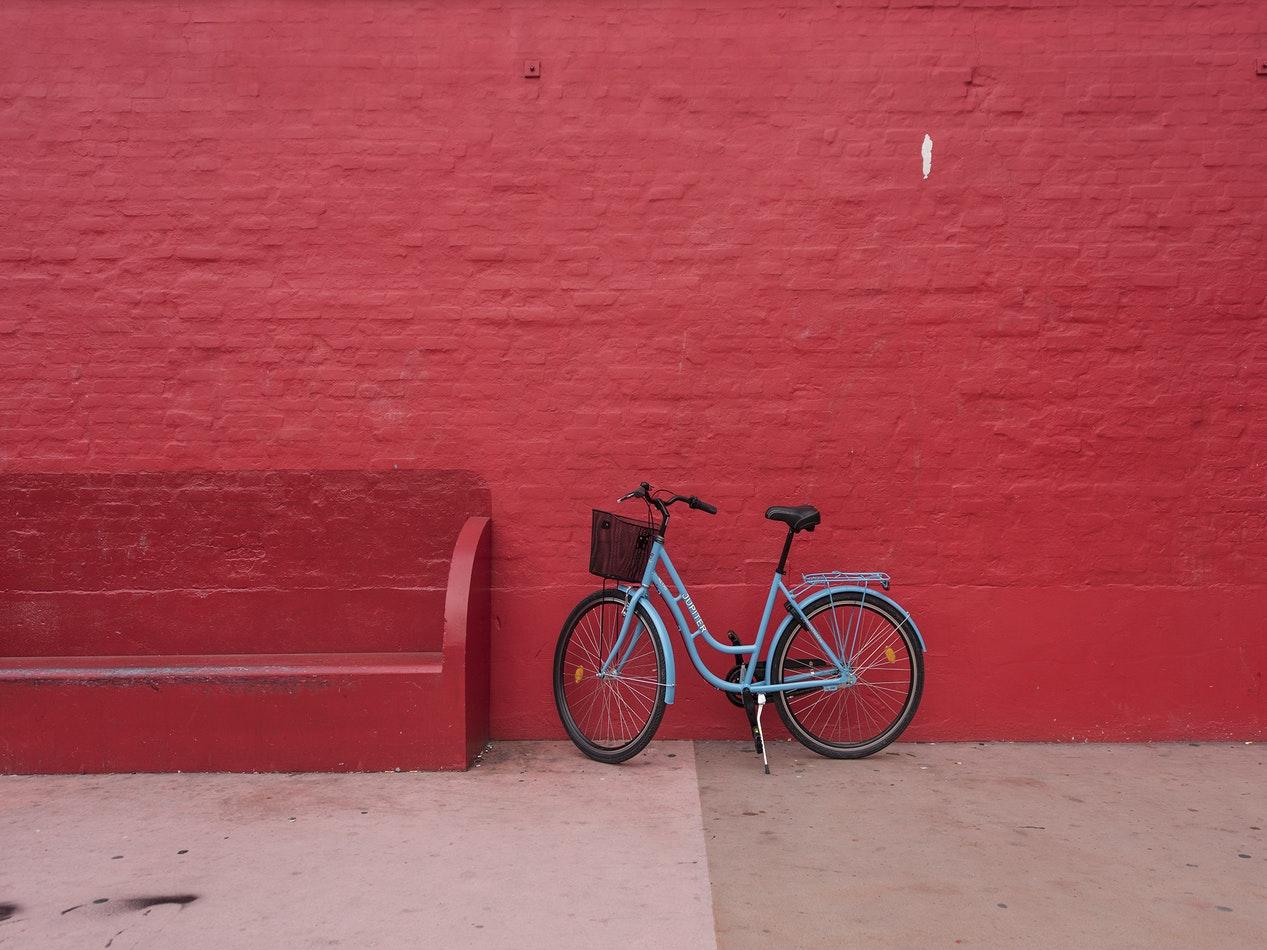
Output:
[2, 1, 1264, 740]
[1, 470, 488, 655]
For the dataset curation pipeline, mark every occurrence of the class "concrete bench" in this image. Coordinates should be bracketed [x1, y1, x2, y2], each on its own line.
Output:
[0, 470, 491, 773]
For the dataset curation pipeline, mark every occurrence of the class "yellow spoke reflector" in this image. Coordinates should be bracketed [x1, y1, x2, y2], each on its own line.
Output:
[884, 646, 897, 663]
[574, 666, 585, 684]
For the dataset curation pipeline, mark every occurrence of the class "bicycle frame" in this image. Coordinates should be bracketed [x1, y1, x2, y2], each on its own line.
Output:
[599, 536, 865, 700]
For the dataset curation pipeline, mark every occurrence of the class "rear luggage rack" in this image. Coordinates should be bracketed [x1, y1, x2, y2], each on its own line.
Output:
[792, 571, 891, 594]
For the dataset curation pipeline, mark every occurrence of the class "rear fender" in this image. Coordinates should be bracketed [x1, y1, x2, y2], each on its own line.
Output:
[769, 585, 927, 667]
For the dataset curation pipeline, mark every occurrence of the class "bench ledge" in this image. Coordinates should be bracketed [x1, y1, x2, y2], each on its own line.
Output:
[0, 652, 443, 681]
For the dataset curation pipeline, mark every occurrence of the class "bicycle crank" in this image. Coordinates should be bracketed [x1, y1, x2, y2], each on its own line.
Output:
[724, 662, 762, 706]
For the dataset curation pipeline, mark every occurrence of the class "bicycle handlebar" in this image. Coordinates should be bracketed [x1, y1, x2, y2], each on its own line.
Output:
[617, 483, 717, 516]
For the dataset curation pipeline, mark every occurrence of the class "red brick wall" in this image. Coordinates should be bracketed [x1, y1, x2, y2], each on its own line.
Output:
[1, 471, 488, 655]
[2, 1, 1264, 739]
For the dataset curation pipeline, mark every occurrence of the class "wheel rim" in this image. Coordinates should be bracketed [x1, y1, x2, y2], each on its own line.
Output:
[780, 600, 916, 748]
[559, 599, 662, 751]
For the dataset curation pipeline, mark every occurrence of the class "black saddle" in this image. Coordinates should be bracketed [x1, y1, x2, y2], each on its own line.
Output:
[765, 504, 820, 533]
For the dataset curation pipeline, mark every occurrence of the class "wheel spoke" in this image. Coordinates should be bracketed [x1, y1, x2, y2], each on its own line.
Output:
[557, 598, 665, 754]
[777, 598, 918, 752]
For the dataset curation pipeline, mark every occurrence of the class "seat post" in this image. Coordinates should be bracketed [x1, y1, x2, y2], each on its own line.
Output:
[776, 528, 796, 575]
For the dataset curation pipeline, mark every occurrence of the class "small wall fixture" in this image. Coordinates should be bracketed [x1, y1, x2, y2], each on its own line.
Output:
[524, 60, 541, 79]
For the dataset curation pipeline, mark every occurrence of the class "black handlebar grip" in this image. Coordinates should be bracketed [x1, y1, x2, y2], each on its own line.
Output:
[691, 497, 718, 515]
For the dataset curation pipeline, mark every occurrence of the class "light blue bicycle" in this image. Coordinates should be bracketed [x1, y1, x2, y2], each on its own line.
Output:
[553, 482, 926, 769]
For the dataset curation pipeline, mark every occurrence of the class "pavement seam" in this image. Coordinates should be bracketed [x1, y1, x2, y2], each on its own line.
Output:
[691, 739, 723, 950]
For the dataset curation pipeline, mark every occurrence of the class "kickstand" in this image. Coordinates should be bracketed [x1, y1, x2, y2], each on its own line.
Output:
[741, 688, 771, 775]
[755, 694, 770, 775]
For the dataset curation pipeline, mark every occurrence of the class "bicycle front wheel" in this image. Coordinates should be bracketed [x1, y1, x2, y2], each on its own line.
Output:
[772, 591, 923, 758]
[553, 590, 667, 764]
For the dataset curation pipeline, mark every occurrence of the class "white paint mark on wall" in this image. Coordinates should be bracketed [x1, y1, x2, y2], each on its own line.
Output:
[922, 134, 933, 179]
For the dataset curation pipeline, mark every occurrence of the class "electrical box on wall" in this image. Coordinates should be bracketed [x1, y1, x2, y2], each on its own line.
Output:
[523, 60, 541, 79]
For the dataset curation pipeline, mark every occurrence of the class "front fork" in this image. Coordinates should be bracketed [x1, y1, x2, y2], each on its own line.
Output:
[599, 591, 646, 679]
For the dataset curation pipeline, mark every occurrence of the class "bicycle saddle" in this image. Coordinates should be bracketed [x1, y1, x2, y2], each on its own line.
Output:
[764, 505, 820, 532]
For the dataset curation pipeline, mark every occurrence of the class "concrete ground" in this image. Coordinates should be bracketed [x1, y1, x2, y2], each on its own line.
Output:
[1, 742, 1262, 949]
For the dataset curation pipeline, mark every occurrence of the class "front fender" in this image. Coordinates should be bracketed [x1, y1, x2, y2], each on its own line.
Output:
[616, 585, 677, 704]
[769, 585, 927, 666]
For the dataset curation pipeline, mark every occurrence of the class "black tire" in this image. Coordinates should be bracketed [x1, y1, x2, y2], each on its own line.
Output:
[772, 590, 924, 759]
[553, 589, 667, 764]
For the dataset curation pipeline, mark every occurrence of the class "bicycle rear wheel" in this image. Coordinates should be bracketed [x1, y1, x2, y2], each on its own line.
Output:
[553, 590, 666, 764]
[772, 591, 923, 758]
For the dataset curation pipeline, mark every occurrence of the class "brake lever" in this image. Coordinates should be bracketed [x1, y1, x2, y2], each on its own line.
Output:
[618, 482, 652, 504]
